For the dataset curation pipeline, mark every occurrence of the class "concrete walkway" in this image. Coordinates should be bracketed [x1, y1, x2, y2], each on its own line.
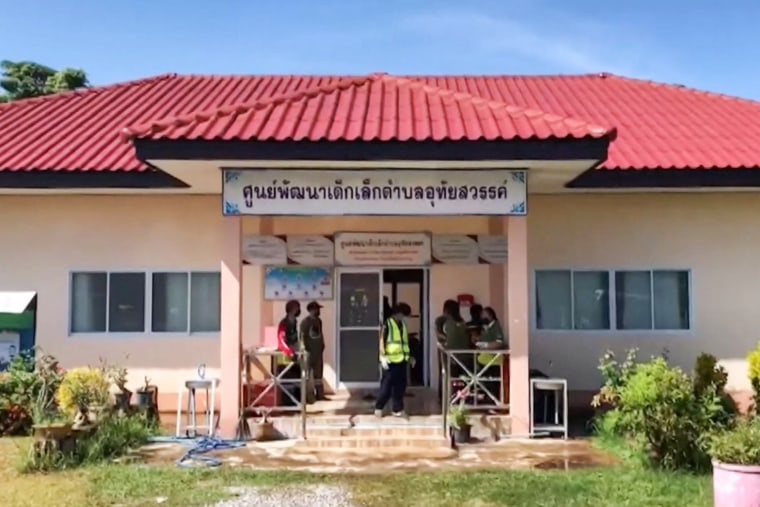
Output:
[139, 438, 616, 474]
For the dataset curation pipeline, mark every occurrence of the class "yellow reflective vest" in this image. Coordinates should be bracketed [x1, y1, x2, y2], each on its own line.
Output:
[384, 318, 410, 363]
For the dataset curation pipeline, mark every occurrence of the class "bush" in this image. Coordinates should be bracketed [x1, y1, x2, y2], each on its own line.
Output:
[709, 417, 760, 466]
[77, 413, 156, 464]
[56, 367, 110, 415]
[0, 350, 63, 435]
[618, 358, 720, 471]
[747, 344, 760, 414]
[20, 412, 157, 472]
[592, 350, 735, 472]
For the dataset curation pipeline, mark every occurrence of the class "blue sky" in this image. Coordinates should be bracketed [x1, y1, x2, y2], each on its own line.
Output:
[2, 0, 759, 99]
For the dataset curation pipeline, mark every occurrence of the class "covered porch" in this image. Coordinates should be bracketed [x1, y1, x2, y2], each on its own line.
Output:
[123, 73, 614, 437]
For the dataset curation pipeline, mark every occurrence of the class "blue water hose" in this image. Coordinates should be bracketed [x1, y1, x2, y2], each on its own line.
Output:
[149, 435, 247, 468]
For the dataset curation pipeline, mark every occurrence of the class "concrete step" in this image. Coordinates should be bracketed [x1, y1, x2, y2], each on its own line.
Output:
[306, 425, 444, 438]
[297, 435, 450, 449]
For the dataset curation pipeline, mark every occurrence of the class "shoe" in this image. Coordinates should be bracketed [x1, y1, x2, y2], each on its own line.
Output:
[374, 409, 383, 418]
[392, 411, 408, 419]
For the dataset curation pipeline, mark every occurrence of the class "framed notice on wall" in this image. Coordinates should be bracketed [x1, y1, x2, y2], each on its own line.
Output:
[334, 232, 432, 266]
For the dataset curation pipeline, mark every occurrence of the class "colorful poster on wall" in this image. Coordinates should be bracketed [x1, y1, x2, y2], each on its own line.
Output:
[0, 331, 20, 367]
[334, 232, 432, 266]
[264, 266, 333, 300]
[432, 235, 507, 264]
[222, 169, 527, 216]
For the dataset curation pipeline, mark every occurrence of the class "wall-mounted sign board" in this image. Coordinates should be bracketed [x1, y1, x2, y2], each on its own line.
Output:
[242, 235, 334, 265]
[222, 169, 527, 216]
[432, 235, 507, 264]
[243, 233, 507, 265]
[334, 232, 432, 266]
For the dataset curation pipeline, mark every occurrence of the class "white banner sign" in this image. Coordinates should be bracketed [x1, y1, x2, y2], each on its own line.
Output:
[286, 235, 334, 265]
[334, 232, 432, 266]
[432, 235, 480, 264]
[222, 169, 527, 216]
[242, 235, 335, 265]
[432, 235, 507, 264]
[477, 235, 508, 264]
[242, 235, 287, 265]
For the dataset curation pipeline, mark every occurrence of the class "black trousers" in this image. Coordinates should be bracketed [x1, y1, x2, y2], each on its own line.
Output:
[375, 361, 408, 413]
[306, 348, 325, 398]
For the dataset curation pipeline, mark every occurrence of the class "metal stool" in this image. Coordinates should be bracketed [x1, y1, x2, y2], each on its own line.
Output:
[529, 378, 568, 439]
[176, 364, 219, 438]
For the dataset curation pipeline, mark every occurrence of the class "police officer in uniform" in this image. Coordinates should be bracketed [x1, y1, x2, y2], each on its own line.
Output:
[300, 301, 327, 401]
[374, 302, 413, 418]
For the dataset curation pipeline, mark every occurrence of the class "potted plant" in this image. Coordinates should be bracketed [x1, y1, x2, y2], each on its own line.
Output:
[30, 351, 68, 433]
[104, 360, 131, 411]
[709, 417, 760, 507]
[252, 407, 279, 441]
[135, 376, 153, 408]
[449, 402, 472, 443]
[56, 366, 110, 428]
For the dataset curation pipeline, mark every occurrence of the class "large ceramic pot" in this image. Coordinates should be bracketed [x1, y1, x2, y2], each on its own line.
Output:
[713, 461, 760, 507]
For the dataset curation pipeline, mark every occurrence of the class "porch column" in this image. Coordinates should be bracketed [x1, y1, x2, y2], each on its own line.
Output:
[219, 216, 243, 438]
[508, 215, 530, 435]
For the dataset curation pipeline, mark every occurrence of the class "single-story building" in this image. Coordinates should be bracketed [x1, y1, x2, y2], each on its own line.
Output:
[1, 71, 759, 436]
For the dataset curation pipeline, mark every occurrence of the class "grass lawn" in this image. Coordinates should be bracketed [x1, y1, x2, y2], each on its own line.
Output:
[0, 437, 713, 507]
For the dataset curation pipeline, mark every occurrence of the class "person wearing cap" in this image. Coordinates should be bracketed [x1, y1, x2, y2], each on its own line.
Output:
[375, 302, 413, 418]
[276, 300, 302, 406]
[300, 301, 327, 401]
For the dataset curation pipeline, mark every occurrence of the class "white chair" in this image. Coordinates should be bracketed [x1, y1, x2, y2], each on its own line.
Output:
[529, 378, 568, 439]
[176, 364, 219, 438]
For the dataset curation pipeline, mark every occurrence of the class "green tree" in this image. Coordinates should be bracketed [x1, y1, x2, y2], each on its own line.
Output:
[0, 60, 88, 102]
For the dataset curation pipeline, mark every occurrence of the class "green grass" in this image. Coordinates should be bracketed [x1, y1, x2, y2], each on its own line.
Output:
[0, 437, 712, 507]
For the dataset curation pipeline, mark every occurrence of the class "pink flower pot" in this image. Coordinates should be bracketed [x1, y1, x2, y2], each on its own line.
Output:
[714, 461, 760, 507]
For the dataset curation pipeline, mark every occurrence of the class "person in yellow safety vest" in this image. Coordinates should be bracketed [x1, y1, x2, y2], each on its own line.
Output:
[374, 302, 413, 418]
[475, 306, 508, 402]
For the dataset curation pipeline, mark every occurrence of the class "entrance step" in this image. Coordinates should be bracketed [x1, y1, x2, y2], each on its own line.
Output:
[307, 425, 443, 438]
[296, 434, 450, 449]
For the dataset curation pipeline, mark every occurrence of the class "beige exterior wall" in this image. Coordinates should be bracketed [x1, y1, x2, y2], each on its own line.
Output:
[1, 192, 757, 399]
[529, 192, 759, 394]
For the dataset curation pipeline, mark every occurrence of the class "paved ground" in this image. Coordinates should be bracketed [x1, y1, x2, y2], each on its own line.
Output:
[139, 437, 615, 474]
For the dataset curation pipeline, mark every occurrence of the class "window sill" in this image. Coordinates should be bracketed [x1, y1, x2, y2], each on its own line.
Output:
[67, 332, 220, 339]
[532, 329, 694, 339]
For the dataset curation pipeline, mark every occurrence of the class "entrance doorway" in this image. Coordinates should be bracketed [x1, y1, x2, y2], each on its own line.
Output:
[383, 269, 427, 387]
[336, 267, 429, 388]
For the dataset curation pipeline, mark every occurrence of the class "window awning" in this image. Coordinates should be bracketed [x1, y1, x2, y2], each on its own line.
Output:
[0, 291, 36, 314]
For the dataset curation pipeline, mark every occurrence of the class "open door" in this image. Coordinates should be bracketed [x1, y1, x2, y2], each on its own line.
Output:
[336, 269, 383, 388]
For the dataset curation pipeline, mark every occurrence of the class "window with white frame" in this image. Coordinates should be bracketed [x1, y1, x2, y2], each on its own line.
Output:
[70, 271, 221, 334]
[534, 269, 691, 331]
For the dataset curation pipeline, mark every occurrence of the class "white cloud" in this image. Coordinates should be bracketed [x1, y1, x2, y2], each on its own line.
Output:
[396, 8, 679, 78]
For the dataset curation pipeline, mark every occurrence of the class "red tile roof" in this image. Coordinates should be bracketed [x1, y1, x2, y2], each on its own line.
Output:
[1, 72, 760, 172]
[121, 73, 612, 143]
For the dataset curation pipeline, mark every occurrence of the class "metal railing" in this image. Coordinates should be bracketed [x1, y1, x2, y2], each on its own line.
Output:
[438, 343, 510, 436]
[242, 348, 309, 439]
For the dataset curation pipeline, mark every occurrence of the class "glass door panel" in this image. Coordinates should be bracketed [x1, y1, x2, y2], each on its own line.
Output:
[337, 270, 383, 385]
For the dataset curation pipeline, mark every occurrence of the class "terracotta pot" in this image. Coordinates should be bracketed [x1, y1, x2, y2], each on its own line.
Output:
[713, 461, 760, 507]
[252, 422, 279, 441]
